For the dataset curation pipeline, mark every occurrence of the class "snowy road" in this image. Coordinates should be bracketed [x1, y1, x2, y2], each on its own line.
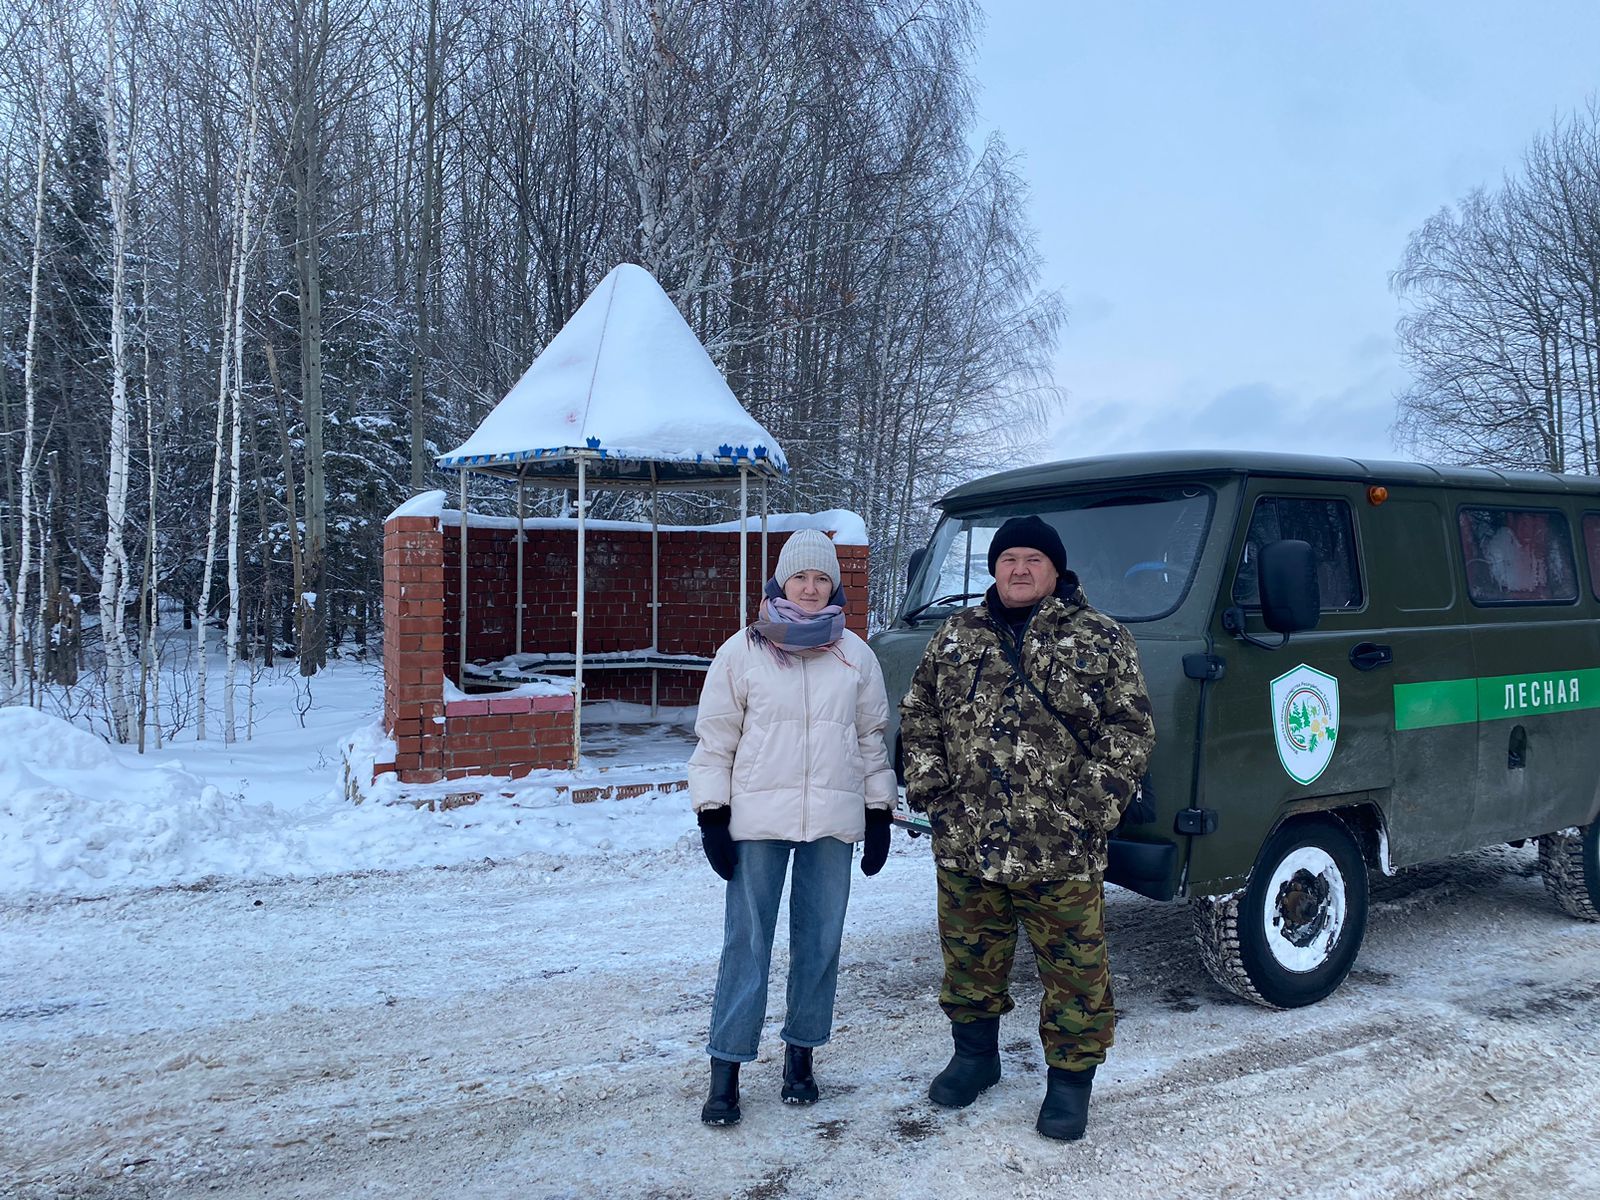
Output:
[6, 831, 1600, 1199]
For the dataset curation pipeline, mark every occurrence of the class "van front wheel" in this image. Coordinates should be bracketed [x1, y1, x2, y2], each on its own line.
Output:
[1537, 821, 1600, 921]
[1192, 816, 1370, 1008]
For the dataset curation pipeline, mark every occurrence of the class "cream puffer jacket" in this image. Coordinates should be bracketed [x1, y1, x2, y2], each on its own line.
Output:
[689, 628, 897, 843]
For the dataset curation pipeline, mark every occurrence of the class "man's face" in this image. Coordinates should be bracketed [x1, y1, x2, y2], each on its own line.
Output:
[993, 546, 1059, 607]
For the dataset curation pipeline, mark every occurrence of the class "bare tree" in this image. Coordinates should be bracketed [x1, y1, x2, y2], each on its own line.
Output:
[2, 0, 1066, 711]
[222, 27, 262, 741]
[1396, 103, 1600, 473]
[11, 31, 51, 696]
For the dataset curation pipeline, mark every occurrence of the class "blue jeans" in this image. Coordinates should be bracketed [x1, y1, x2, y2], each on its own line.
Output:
[707, 837, 854, 1062]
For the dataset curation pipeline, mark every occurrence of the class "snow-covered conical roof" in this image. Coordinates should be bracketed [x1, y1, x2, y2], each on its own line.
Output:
[437, 263, 786, 484]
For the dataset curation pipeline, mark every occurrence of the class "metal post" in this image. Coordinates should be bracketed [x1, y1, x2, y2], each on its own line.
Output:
[573, 456, 587, 765]
[458, 468, 469, 686]
[650, 467, 660, 718]
[738, 465, 749, 625]
[515, 465, 526, 658]
[760, 475, 770, 590]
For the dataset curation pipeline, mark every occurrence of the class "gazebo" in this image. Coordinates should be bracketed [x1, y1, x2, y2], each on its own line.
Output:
[435, 263, 788, 760]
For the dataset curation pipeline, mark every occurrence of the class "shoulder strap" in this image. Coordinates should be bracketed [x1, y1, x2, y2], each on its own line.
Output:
[992, 627, 1092, 758]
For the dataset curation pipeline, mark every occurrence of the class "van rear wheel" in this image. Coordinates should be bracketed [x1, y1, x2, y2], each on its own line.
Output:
[1537, 821, 1600, 921]
[1192, 815, 1369, 1008]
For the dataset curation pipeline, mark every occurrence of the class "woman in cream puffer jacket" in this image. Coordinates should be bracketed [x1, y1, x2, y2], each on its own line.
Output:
[689, 528, 896, 1127]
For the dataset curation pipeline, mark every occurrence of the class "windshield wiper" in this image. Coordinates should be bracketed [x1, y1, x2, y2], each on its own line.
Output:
[902, 591, 986, 625]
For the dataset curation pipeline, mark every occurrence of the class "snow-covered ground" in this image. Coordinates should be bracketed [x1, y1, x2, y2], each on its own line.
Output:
[4, 664, 1600, 1198]
[0, 663, 695, 898]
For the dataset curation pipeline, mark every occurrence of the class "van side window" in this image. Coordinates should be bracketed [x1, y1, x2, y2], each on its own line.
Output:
[1581, 514, 1600, 600]
[1232, 497, 1362, 610]
[1457, 507, 1578, 605]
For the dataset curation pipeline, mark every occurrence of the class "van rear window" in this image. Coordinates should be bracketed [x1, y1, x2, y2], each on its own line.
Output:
[1457, 507, 1578, 605]
[1583, 514, 1600, 600]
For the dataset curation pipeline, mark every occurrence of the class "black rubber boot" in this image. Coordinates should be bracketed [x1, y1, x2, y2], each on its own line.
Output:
[927, 1017, 1002, 1108]
[1035, 1065, 1095, 1141]
[701, 1058, 741, 1126]
[781, 1044, 819, 1105]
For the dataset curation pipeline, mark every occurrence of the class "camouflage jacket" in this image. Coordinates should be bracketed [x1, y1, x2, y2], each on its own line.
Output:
[900, 576, 1155, 884]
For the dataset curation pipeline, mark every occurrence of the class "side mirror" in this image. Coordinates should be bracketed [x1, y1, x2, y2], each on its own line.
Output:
[1259, 539, 1320, 633]
[905, 547, 926, 589]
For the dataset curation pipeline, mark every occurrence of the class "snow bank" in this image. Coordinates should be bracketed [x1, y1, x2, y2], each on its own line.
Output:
[697, 508, 869, 545]
[0, 675, 695, 899]
[0, 706, 272, 893]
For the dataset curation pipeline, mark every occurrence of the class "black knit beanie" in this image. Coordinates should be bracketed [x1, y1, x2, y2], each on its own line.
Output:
[986, 515, 1067, 576]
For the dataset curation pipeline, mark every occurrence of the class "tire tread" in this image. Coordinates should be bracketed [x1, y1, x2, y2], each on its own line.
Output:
[1537, 825, 1600, 922]
[1191, 891, 1276, 1009]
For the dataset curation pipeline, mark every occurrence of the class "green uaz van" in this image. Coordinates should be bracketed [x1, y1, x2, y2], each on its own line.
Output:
[871, 451, 1600, 1008]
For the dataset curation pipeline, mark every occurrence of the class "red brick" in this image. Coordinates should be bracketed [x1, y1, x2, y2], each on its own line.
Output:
[487, 695, 533, 716]
[386, 516, 438, 533]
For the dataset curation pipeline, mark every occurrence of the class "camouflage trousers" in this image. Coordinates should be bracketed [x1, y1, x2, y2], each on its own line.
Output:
[936, 865, 1115, 1071]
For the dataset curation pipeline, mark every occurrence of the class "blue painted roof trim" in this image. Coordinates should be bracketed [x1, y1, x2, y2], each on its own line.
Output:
[435, 445, 790, 473]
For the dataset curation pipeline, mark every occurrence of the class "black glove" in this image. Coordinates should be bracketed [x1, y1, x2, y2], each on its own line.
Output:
[697, 807, 737, 881]
[860, 808, 891, 876]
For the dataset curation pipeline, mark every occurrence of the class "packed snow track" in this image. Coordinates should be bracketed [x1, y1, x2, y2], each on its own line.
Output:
[5, 837, 1600, 1199]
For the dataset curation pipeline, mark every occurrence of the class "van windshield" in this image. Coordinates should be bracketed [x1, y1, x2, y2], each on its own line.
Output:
[903, 486, 1214, 624]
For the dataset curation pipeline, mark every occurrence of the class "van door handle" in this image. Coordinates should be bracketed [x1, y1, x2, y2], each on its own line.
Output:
[1349, 642, 1393, 672]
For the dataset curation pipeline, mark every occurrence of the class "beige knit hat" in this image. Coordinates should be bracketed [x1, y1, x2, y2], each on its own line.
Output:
[774, 528, 841, 587]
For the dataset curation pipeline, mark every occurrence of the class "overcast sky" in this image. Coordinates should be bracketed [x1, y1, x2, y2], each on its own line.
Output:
[971, 2, 1600, 464]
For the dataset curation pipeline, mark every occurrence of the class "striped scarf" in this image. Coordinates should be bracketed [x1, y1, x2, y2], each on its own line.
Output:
[747, 579, 847, 666]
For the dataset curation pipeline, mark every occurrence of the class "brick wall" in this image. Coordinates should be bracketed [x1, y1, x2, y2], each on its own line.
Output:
[380, 510, 870, 785]
[381, 516, 576, 783]
[441, 525, 869, 706]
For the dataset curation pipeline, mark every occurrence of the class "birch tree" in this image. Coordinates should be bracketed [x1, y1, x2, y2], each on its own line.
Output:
[97, 0, 135, 741]
[195, 26, 250, 740]
[222, 28, 262, 742]
[12, 48, 50, 696]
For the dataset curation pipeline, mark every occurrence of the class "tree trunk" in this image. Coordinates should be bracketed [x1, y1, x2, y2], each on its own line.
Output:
[98, 0, 134, 742]
[137, 225, 160, 752]
[291, 0, 330, 676]
[224, 32, 263, 742]
[13, 61, 49, 693]
[195, 202, 238, 739]
[264, 341, 305, 665]
[408, 0, 442, 489]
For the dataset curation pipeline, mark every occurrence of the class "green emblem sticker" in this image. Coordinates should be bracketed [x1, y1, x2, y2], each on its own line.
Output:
[1271, 663, 1340, 786]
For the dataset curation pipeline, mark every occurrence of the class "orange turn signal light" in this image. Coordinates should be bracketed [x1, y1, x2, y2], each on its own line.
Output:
[1367, 485, 1389, 506]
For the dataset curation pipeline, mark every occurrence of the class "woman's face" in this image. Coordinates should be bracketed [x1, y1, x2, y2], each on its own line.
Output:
[782, 569, 833, 613]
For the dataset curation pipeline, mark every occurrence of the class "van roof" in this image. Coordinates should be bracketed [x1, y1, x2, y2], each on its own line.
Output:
[938, 450, 1600, 510]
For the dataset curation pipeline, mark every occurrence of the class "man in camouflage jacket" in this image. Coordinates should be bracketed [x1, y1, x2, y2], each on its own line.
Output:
[900, 514, 1155, 1141]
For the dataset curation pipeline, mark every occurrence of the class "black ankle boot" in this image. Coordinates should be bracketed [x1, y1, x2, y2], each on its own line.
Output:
[781, 1044, 819, 1105]
[927, 1017, 1002, 1108]
[1036, 1064, 1095, 1141]
[701, 1058, 741, 1126]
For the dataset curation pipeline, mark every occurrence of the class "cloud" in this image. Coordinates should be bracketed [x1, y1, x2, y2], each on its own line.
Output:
[1048, 364, 1405, 463]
